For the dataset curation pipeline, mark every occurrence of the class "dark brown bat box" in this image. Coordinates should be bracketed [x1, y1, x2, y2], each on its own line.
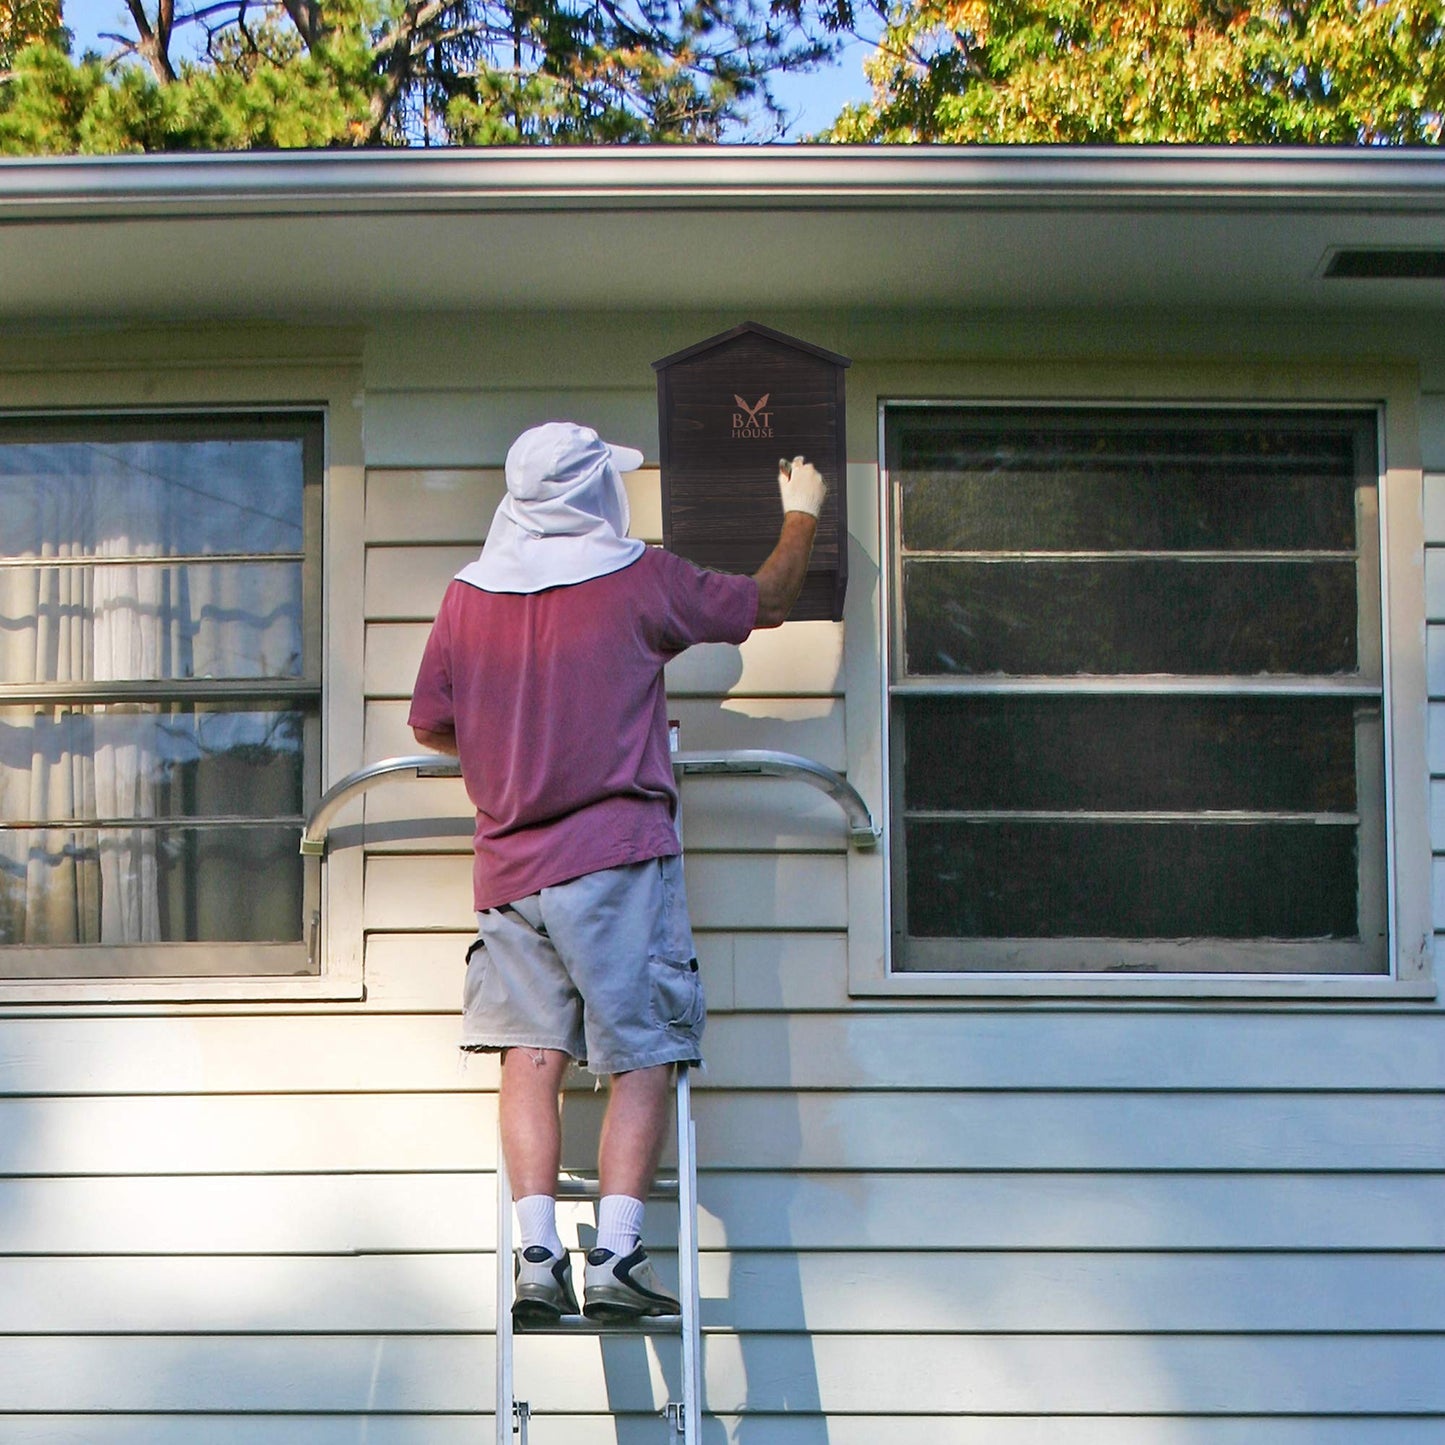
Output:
[653, 322, 850, 621]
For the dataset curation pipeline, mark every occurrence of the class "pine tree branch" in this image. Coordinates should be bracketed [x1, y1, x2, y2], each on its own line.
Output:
[371, 0, 452, 58]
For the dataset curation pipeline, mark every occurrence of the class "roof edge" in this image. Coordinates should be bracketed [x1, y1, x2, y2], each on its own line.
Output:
[652, 319, 852, 370]
[2, 145, 1444, 221]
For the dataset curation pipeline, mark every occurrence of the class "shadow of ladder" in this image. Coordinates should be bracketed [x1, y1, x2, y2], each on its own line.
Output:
[495, 1062, 702, 1444]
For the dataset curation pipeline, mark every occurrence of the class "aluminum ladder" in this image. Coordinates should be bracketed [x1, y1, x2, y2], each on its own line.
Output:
[495, 1062, 701, 1444]
[299, 746, 877, 1442]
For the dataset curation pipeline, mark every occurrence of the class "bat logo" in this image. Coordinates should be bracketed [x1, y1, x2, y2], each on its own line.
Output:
[733, 393, 770, 427]
[731, 393, 774, 436]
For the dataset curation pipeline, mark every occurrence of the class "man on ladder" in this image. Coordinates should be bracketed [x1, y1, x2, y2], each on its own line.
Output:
[408, 420, 825, 1324]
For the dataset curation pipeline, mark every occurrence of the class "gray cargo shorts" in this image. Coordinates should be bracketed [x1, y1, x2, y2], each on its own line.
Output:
[461, 854, 704, 1075]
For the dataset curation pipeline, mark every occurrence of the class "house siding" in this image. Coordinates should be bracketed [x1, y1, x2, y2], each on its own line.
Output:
[1, 315, 1442, 1442]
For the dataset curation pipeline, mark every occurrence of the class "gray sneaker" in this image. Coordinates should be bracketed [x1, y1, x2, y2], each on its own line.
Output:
[513, 1246, 578, 1324]
[582, 1245, 680, 1320]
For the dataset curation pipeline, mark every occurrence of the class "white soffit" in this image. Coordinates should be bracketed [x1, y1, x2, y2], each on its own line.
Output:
[0, 146, 1443, 321]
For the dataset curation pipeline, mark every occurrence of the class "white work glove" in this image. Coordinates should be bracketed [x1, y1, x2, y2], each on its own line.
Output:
[778, 456, 827, 518]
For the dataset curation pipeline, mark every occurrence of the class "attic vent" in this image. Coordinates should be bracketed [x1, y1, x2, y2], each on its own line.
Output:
[1324, 249, 1445, 280]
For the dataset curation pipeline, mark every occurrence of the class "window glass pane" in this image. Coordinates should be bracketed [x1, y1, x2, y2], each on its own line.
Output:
[887, 404, 1385, 977]
[903, 558, 1358, 676]
[901, 695, 1365, 813]
[0, 705, 306, 948]
[0, 705, 304, 823]
[0, 437, 304, 558]
[898, 411, 1359, 552]
[0, 825, 303, 947]
[905, 819, 1364, 941]
[0, 561, 303, 682]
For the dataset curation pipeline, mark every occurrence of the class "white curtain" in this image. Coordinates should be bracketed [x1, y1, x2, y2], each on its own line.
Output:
[0, 448, 163, 944]
[90, 458, 168, 945]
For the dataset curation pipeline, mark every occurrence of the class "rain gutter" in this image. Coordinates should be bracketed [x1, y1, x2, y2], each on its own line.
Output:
[1, 145, 1444, 222]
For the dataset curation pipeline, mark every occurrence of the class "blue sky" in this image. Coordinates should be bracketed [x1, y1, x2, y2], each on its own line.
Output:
[59, 1, 876, 136]
[771, 35, 878, 137]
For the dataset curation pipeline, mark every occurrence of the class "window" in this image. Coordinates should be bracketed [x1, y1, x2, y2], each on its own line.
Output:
[0, 413, 323, 979]
[884, 405, 1388, 976]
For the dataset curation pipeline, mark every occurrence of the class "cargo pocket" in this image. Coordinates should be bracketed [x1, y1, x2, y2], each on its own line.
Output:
[648, 953, 705, 1035]
[462, 934, 506, 1016]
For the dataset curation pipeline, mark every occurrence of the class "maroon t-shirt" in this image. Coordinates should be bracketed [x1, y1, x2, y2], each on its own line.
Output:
[408, 548, 758, 910]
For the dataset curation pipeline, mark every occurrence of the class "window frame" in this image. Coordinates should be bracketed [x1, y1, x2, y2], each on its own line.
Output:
[0, 410, 325, 981]
[0, 356, 364, 1006]
[845, 368, 1436, 1001]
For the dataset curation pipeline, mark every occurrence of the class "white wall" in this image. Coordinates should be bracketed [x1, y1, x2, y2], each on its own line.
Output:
[0, 312, 1442, 1443]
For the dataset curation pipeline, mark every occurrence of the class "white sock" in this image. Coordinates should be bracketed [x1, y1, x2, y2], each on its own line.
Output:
[596, 1194, 646, 1257]
[515, 1194, 564, 1258]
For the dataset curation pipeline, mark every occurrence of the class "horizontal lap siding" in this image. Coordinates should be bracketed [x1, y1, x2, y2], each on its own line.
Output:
[10, 1251, 1445, 1333]
[4, 1172, 1442, 1253]
[3, 1335, 1445, 1414]
[7, 1012, 1445, 1091]
[4, 1091, 1443, 1174]
[360, 929, 854, 1011]
[2, 1425, 1444, 1445]
[4, 371, 1443, 1444]
[362, 853, 850, 932]
[8, 1421, 1445, 1445]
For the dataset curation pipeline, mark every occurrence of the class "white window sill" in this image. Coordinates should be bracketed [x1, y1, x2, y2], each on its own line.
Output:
[0, 972, 364, 1007]
[852, 970, 1438, 1002]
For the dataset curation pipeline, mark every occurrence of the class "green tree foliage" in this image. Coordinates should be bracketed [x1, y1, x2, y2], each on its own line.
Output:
[0, 0, 838, 151]
[828, 0, 1445, 142]
[0, 0, 64, 68]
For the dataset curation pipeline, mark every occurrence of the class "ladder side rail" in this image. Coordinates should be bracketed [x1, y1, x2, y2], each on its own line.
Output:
[497, 1120, 518, 1445]
[675, 1063, 701, 1444]
[670, 731, 701, 1442]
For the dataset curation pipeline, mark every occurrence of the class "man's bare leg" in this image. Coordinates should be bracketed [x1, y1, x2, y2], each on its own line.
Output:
[598, 1063, 674, 1200]
[585, 1063, 681, 1315]
[501, 1047, 580, 1317]
[499, 1046, 570, 1198]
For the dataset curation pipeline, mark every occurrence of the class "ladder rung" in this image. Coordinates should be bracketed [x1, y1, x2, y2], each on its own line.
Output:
[513, 1312, 683, 1336]
[555, 1174, 679, 1201]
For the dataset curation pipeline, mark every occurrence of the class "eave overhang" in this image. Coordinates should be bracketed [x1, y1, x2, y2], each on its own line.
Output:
[1, 145, 1444, 323]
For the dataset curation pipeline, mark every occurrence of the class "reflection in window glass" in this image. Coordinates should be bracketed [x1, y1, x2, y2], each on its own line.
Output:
[899, 419, 1357, 553]
[902, 557, 1358, 676]
[0, 437, 304, 557]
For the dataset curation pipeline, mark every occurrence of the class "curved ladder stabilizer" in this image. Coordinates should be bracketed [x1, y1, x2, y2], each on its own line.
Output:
[300, 749, 880, 857]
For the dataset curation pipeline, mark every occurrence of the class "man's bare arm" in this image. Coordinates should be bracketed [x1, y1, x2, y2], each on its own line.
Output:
[412, 725, 459, 755]
[750, 457, 827, 629]
[752, 512, 819, 628]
